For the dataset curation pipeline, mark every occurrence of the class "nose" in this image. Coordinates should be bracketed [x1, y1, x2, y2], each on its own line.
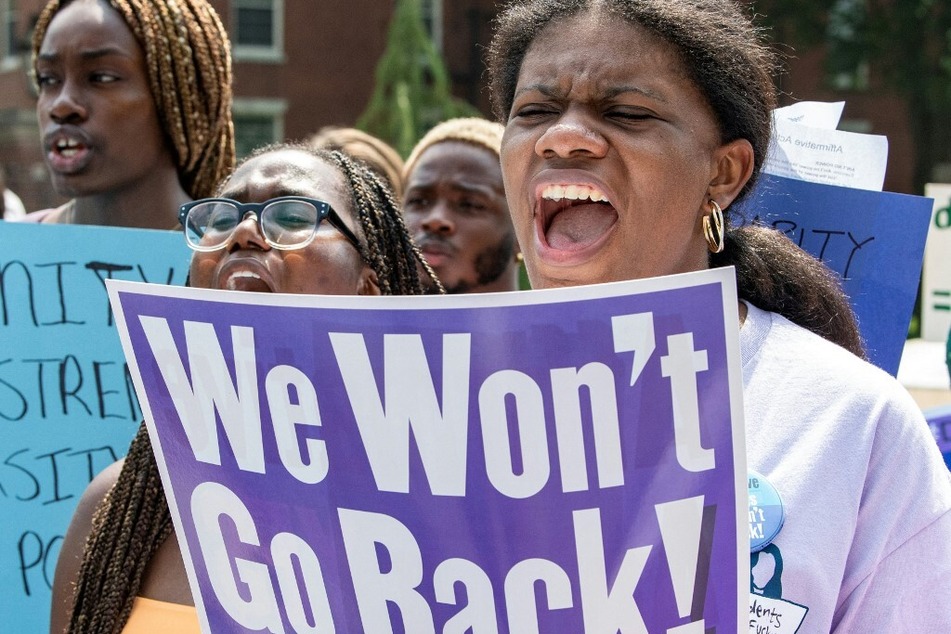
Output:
[535, 107, 608, 159]
[226, 212, 270, 252]
[46, 79, 88, 125]
[419, 200, 456, 236]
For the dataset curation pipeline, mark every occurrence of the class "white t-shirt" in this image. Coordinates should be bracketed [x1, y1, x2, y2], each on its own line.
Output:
[3, 188, 26, 220]
[742, 303, 951, 632]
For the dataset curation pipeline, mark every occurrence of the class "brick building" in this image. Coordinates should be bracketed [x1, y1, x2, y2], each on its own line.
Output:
[0, 0, 926, 213]
[0, 0, 498, 212]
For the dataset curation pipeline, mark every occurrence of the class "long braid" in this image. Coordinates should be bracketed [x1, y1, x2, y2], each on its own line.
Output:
[323, 150, 443, 295]
[235, 143, 444, 295]
[32, 0, 234, 199]
[59, 144, 441, 633]
[67, 424, 172, 633]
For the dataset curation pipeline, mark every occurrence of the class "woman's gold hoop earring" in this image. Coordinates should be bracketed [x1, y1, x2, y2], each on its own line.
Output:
[703, 200, 725, 254]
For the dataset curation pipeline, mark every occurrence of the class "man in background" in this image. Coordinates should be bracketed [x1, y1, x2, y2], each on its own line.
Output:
[403, 118, 521, 294]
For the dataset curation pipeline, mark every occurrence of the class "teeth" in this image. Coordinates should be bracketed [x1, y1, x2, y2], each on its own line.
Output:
[541, 184, 609, 204]
[55, 138, 80, 157]
[225, 270, 263, 290]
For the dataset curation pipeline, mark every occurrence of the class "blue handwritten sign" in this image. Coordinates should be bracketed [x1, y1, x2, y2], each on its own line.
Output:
[110, 268, 747, 633]
[735, 174, 933, 375]
[0, 222, 190, 632]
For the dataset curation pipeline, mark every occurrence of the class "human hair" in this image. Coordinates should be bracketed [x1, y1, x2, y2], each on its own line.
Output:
[66, 423, 171, 633]
[64, 144, 440, 634]
[232, 142, 442, 295]
[487, 0, 864, 357]
[403, 117, 505, 182]
[307, 126, 406, 200]
[32, 0, 235, 199]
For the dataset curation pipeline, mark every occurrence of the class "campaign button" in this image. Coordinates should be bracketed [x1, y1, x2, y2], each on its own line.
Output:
[748, 470, 785, 552]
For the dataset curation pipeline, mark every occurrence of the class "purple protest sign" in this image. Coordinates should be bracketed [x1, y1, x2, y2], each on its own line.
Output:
[108, 267, 746, 634]
[927, 406, 951, 471]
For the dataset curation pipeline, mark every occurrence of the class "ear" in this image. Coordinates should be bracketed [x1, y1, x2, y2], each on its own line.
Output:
[707, 138, 755, 210]
[357, 267, 381, 296]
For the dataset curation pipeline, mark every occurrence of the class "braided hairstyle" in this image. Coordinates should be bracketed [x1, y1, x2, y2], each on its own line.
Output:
[64, 143, 441, 634]
[487, 0, 865, 357]
[307, 126, 406, 200]
[233, 142, 443, 295]
[32, 0, 235, 199]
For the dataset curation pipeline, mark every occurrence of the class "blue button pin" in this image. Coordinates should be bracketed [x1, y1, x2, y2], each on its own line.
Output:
[748, 470, 785, 553]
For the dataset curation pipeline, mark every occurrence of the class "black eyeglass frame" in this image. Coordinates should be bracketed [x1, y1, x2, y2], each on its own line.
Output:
[178, 196, 362, 252]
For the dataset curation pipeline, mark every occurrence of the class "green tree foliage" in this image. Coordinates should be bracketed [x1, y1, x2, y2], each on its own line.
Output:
[754, 0, 951, 191]
[357, 0, 479, 157]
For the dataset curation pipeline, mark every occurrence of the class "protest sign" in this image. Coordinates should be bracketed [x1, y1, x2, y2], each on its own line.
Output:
[735, 173, 933, 376]
[0, 222, 189, 631]
[927, 406, 951, 471]
[922, 184, 951, 343]
[109, 267, 747, 634]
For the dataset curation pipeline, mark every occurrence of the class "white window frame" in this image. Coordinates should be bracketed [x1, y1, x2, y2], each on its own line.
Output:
[232, 97, 287, 157]
[232, 0, 284, 63]
[0, 0, 22, 71]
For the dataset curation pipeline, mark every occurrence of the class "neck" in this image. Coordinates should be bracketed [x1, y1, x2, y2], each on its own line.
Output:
[71, 172, 189, 230]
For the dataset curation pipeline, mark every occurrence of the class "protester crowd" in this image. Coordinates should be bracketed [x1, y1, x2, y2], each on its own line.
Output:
[2, 0, 949, 632]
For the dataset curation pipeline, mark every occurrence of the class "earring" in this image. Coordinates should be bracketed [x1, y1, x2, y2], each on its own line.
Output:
[702, 200, 725, 254]
[515, 252, 524, 263]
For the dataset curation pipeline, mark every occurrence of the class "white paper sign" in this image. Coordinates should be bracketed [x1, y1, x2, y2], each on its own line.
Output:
[764, 118, 888, 191]
[773, 101, 844, 129]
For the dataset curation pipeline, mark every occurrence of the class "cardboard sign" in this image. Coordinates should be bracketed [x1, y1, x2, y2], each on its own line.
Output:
[922, 184, 951, 343]
[0, 222, 190, 632]
[735, 174, 933, 375]
[109, 267, 747, 634]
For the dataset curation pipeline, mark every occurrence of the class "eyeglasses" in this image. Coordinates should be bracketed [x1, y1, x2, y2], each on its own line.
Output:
[178, 196, 362, 252]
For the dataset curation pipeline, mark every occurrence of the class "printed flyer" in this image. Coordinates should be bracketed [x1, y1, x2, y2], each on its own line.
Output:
[109, 267, 747, 633]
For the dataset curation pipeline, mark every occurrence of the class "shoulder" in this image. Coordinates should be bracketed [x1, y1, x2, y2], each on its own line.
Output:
[16, 206, 69, 223]
[49, 459, 125, 634]
[17, 208, 55, 223]
[741, 303, 910, 407]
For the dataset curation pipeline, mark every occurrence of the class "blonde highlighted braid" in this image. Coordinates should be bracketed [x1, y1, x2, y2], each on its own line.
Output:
[32, 0, 235, 199]
[61, 144, 441, 633]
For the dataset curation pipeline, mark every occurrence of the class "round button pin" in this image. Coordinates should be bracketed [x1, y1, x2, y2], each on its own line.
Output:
[748, 470, 785, 553]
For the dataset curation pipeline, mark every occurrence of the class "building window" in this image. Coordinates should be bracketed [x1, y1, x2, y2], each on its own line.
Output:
[232, 98, 287, 158]
[0, 0, 20, 69]
[420, 0, 443, 53]
[232, 0, 284, 62]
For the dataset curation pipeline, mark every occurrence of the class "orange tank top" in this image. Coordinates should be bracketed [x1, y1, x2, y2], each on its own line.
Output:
[123, 597, 200, 633]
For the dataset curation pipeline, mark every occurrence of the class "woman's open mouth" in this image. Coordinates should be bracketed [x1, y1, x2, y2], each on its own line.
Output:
[45, 130, 94, 174]
[536, 183, 618, 253]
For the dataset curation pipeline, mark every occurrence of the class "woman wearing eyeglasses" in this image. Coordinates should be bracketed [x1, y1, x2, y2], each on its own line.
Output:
[49, 143, 439, 634]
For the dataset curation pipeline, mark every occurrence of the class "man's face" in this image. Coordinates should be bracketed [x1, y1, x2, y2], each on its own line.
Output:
[403, 142, 519, 294]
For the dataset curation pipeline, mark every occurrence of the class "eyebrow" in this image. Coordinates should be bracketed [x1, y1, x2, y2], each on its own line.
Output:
[513, 83, 668, 104]
[37, 46, 135, 63]
[406, 178, 500, 197]
[218, 187, 317, 200]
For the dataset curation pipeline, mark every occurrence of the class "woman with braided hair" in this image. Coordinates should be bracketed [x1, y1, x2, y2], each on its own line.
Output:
[489, 0, 951, 630]
[50, 144, 441, 633]
[22, 0, 233, 227]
